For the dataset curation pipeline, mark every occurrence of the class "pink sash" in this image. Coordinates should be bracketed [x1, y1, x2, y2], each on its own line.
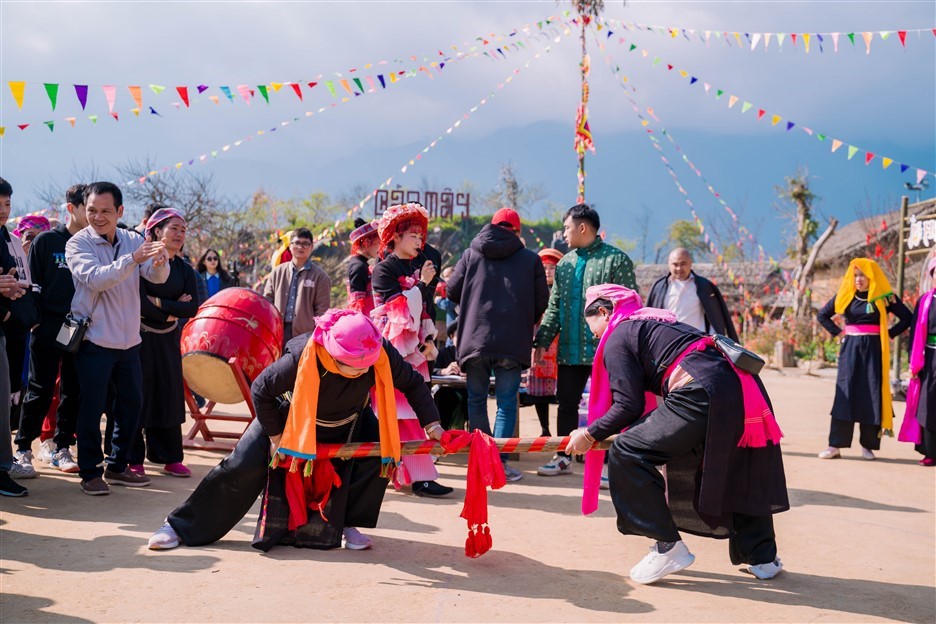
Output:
[899, 290, 934, 444]
[844, 324, 881, 336]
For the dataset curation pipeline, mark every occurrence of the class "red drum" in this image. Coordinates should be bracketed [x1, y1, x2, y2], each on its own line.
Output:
[181, 288, 284, 404]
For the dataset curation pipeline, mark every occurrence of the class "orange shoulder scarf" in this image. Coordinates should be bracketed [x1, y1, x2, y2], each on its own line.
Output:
[277, 340, 400, 466]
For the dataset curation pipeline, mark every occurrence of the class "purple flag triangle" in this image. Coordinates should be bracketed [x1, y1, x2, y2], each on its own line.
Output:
[377, 75, 386, 88]
[196, 84, 209, 94]
[74, 84, 89, 110]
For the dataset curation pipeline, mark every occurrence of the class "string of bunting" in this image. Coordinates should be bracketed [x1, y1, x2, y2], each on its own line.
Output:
[1, 16, 572, 135]
[313, 41, 564, 245]
[599, 17, 936, 55]
[607, 36, 935, 184]
[117, 29, 567, 189]
[597, 32, 775, 272]
[597, 40, 758, 304]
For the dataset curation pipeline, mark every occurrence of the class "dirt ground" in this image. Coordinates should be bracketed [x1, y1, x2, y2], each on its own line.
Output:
[1, 368, 934, 623]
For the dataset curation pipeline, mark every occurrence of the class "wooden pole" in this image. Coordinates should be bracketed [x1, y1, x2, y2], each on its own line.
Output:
[312, 434, 616, 460]
[893, 196, 910, 386]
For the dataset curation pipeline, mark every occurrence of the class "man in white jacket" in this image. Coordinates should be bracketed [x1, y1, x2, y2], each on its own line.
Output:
[66, 182, 169, 496]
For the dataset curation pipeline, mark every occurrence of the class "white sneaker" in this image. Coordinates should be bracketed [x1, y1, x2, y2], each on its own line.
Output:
[629, 541, 695, 585]
[600, 463, 610, 490]
[860, 447, 876, 461]
[37, 439, 56, 463]
[148, 522, 180, 550]
[817, 447, 841, 459]
[11, 451, 38, 479]
[745, 557, 784, 580]
[537, 454, 573, 476]
[502, 462, 523, 482]
[341, 527, 373, 550]
[51, 447, 80, 474]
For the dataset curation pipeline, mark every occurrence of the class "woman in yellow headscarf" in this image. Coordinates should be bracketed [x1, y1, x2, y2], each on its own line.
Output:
[816, 258, 912, 460]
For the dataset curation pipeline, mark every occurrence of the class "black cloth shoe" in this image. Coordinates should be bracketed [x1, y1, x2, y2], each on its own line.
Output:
[412, 480, 454, 498]
[0, 470, 28, 497]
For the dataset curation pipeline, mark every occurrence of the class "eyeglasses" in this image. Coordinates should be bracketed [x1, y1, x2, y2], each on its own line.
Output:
[205, 256, 219, 261]
[290, 240, 312, 248]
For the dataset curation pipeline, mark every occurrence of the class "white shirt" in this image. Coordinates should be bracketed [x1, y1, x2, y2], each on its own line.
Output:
[665, 276, 706, 332]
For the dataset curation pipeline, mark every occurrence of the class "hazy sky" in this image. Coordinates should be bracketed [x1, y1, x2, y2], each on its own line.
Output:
[1, 0, 934, 256]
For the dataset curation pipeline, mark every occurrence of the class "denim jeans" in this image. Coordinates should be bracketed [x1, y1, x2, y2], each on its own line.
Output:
[463, 356, 522, 461]
[74, 342, 143, 481]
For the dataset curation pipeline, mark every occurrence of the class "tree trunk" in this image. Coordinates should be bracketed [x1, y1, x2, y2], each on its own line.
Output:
[793, 218, 838, 317]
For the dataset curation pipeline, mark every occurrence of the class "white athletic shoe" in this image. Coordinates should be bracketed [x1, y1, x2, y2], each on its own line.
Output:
[148, 522, 181, 550]
[11, 451, 38, 479]
[629, 541, 695, 585]
[744, 557, 784, 580]
[860, 447, 876, 461]
[37, 439, 56, 463]
[817, 447, 841, 459]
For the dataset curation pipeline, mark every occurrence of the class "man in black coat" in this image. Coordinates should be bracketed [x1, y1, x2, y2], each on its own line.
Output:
[446, 208, 549, 482]
[646, 248, 739, 342]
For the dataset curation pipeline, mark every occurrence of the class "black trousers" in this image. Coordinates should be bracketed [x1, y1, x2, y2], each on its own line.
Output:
[915, 427, 936, 460]
[168, 419, 269, 546]
[608, 384, 778, 566]
[16, 333, 80, 451]
[828, 417, 881, 450]
[129, 425, 183, 465]
[168, 417, 387, 549]
[74, 342, 143, 481]
[556, 365, 591, 441]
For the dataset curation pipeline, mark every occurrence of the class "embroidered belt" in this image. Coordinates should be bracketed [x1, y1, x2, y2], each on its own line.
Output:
[317, 412, 358, 428]
[844, 324, 880, 336]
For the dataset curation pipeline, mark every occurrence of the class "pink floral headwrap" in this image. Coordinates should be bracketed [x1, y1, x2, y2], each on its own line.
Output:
[13, 215, 51, 239]
[312, 309, 383, 368]
[144, 208, 185, 239]
[585, 284, 677, 323]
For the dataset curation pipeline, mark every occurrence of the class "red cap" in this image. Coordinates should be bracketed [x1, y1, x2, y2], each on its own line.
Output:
[491, 207, 521, 231]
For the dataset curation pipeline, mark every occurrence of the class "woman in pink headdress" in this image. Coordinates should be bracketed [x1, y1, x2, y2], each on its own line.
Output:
[13, 215, 51, 256]
[899, 256, 936, 466]
[147, 309, 444, 552]
[129, 208, 199, 478]
[346, 218, 380, 317]
[371, 203, 453, 498]
[564, 284, 788, 585]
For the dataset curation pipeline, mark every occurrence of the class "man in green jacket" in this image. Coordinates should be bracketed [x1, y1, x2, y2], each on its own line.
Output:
[532, 204, 636, 476]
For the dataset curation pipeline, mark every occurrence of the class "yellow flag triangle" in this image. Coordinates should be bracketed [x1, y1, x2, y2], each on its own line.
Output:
[8, 81, 26, 109]
[0, 126, 4, 137]
[131, 108, 140, 116]
[803, 33, 811, 53]
[679, 70, 688, 78]
[271, 82, 284, 92]
[771, 114, 781, 126]
[881, 157, 893, 169]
